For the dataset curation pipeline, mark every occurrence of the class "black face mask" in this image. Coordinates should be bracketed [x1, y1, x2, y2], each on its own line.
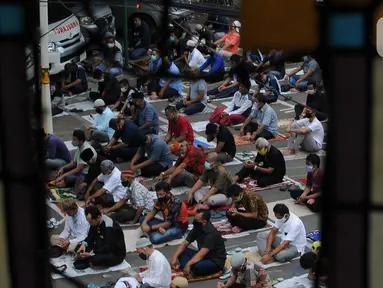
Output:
[305, 112, 313, 118]
[95, 108, 103, 114]
[158, 196, 168, 203]
[138, 252, 148, 260]
[122, 181, 131, 187]
[209, 51, 215, 56]
[193, 220, 202, 227]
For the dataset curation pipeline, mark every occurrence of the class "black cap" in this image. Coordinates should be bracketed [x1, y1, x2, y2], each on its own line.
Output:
[205, 123, 218, 135]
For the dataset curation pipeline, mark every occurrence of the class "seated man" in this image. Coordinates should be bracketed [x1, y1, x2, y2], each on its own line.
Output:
[74, 206, 126, 269]
[284, 55, 322, 91]
[202, 123, 236, 164]
[130, 134, 174, 178]
[209, 79, 252, 126]
[255, 71, 281, 104]
[239, 93, 278, 141]
[214, 20, 241, 59]
[170, 209, 226, 278]
[61, 63, 88, 95]
[110, 79, 138, 116]
[217, 252, 271, 288]
[175, 39, 205, 71]
[86, 99, 116, 146]
[106, 169, 154, 224]
[226, 184, 268, 232]
[164, 106, 194, 144]
[91, 68, 121, 105]
[105, 118, 143, 161]
[256, 204, 307, 264]
[85, 160, 126, 208]
[142, 48, 163, 92]
[141, 182, 188, 244]
[175, 67, 208, 115]
[290, 154, 323, 213]
[199, 44, 226, 83]
[233, 138, 286, 187]
[256, 49, 286, 80]
[132, 92, 160, 135]
[294, 84, 327, 121]
[39, 129, 71, 171]
[159, 141, 205, 188]
[56, 130, 97, 187]
[95, 31, 123, 76]
[284, 108, 324, 155]
[300, 252, 328, 284]
[50, 199, 90, 257]
[187, 152, 232, 207]
[129, 16, 151, 60]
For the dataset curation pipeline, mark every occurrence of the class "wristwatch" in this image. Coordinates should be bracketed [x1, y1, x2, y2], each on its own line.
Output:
[149, 225, 153, 231]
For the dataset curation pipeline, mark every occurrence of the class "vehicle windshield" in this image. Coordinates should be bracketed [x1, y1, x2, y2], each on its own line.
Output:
[42, 1, 73, 24]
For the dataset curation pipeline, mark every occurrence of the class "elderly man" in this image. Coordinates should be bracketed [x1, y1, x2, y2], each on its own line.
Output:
[132, 92, 160, 135]
[217, 253, 271, 288]
[256, 204, 307, 264]
[141, 182, 188, 244]
[285, 55, 322, 91]
[159, 141, 205, 188]
[187, 152, 232, 207]
[107, 169, 154, 224]
[164, 106, 194, 144]
[284, 108, 324, 155]
[202, 123, 236, 164]
[84, 160, 126, 208]
[226, 184, 269, 233]
[74, 206, 126, 270]
[86, 99, 116, 145]
[130, 134, 173, 178]
[233, 138, 286, 187]
[171, 209, 226, 278]
[56, 130, 97, 187]
[239, 93, 279, 141]
[49, 199, 90, 258]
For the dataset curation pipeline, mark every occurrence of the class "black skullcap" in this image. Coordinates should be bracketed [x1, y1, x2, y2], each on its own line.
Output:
[131, 92, 145, 100]
[80, 148, 95, 162]
[205, 123, 218, 135]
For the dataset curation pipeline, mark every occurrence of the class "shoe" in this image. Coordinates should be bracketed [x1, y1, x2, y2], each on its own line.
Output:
[280, 184, 291, 191]
[288, 185, 301, 192]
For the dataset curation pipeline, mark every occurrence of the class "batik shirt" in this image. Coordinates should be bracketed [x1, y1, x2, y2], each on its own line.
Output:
[233, 261, 271, 288]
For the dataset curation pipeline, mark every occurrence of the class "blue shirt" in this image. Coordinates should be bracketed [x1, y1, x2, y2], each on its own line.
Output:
[199, 54, 225, 74]
[138, 135, 173, 168]
[159, 62, 183, 95]
[93, 107, 116, 139]
[136, 101, 160, 132]
[251, 103, 278, 136]
[149, 58, 162, 73]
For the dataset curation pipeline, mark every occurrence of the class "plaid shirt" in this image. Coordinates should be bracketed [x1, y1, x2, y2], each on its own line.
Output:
[175, 146, 205, 176]
[124, 180, 154, 215]
[233, 261, 271, 288]
[153, 194, 188, 228]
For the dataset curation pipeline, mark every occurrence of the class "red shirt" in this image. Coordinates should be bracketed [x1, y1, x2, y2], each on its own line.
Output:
[175, 146, 205, 176]
[168, 115, 194, 144]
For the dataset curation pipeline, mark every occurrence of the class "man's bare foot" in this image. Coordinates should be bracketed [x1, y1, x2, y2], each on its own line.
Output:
[283, 149, 296, 156]
[232, 226, 242, 233]
[240, 135, 251, 141]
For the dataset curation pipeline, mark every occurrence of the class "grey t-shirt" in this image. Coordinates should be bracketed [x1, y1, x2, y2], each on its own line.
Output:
[138, 135, 173, 168]
[190, 79, 207, 106]
[302, 59, 322, 84]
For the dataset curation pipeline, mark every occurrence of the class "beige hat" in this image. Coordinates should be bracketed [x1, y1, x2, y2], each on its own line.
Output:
[172, 277, 188, 288]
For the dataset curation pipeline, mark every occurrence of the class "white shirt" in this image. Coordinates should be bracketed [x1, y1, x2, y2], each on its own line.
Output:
[188, 48, 205, 68]
[224, 91, 252, 115]
[59, 207, 90, 244]
[273, 213, 307, 253]
[115, 277, 140, 288]
[297, 117, 324, 149]
[139, 250, 172, 288]
[97, 167, 126, 202]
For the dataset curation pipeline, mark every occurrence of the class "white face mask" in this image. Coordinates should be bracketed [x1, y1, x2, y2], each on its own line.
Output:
[275, 214, 288, 225]
[107, 43, 115, 48]
[307, 89, 315, 95]
[121, 87, 127, 92]
[98, 78, 104, 83]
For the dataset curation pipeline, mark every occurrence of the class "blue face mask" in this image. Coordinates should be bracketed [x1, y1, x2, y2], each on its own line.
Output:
[204, 162, 212, 170]
[170, 36, 175, 41]
[303, 56, 308, 62]
[151, 55, 157, 62]
[306, 165, 313, 173]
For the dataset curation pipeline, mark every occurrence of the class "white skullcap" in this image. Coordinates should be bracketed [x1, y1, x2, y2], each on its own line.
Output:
[195, 24, 203, 31]
[233, 20, 241, 28]
[136, 237, 152, 248]
[172, 277, 188, 288]
[186, 40, 197, 47]
[230, 252, 245, 268]
[94, 99, 105, 107]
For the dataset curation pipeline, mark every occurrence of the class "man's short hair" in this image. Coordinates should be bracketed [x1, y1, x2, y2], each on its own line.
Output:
[84, 206, 101, 220]
[227, 184, 244, 198]
[165, 105, 177, 114]
[62, 199, 78, 211]
[100, 160, 115, 173]
[306, 153, 320, 167]
[205, 123, 218, 136]
[257, 93, 268, 103]
[73, 129, 85, 142]
[195, 208, 211, 221]
[273, 203, 289, 216]
[254, 137, 270, 149]
[155, 181, 171, 193]
[119, 78, 130, 86]
[109, 118, 119, 130]
[93, 69, 103, 80]
[299, 252, 317, 269]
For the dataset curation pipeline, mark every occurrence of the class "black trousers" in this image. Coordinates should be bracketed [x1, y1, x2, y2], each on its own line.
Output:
[110, 205, 137, 223]
[147, 82, 179, 98]
[109, 146, 138, 161]
[226, 211, 267, 230]
[243, 123, 275, 140]
[236, 166, 283, 187]
[201, 71, 226, 84]
[290, 189, 322, 213]
[73, 253, 124, 270]
[94, 193, 115, 207]
[138, 157, 169, 178]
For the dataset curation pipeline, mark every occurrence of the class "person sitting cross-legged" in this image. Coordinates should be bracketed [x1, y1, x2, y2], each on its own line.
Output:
[130, 134, 174, 178]
[216, 252, 272, 288]
[290, 154, 323, 213]
[226, 184, 269, 233]
[61, 63, 88, 95]
[164, 105, 194, 145]
[159, 141, 205, 188]
[132, 92, 160, 135]
[239, 93, 278, 142]
[256, 204, 307, 264]
[106, 169, 154, 224]
[73, 206, 126, 270]
[170, 209, 227, 279]
[84, 160, 126, 208]
[299, 252, 328, 285]
[187, 152, 232, 207]
[141, 182, 188, 245]
[233, 138, 286, 187]
[284, 108, 324, 156]
[49, 199, 90, 258]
